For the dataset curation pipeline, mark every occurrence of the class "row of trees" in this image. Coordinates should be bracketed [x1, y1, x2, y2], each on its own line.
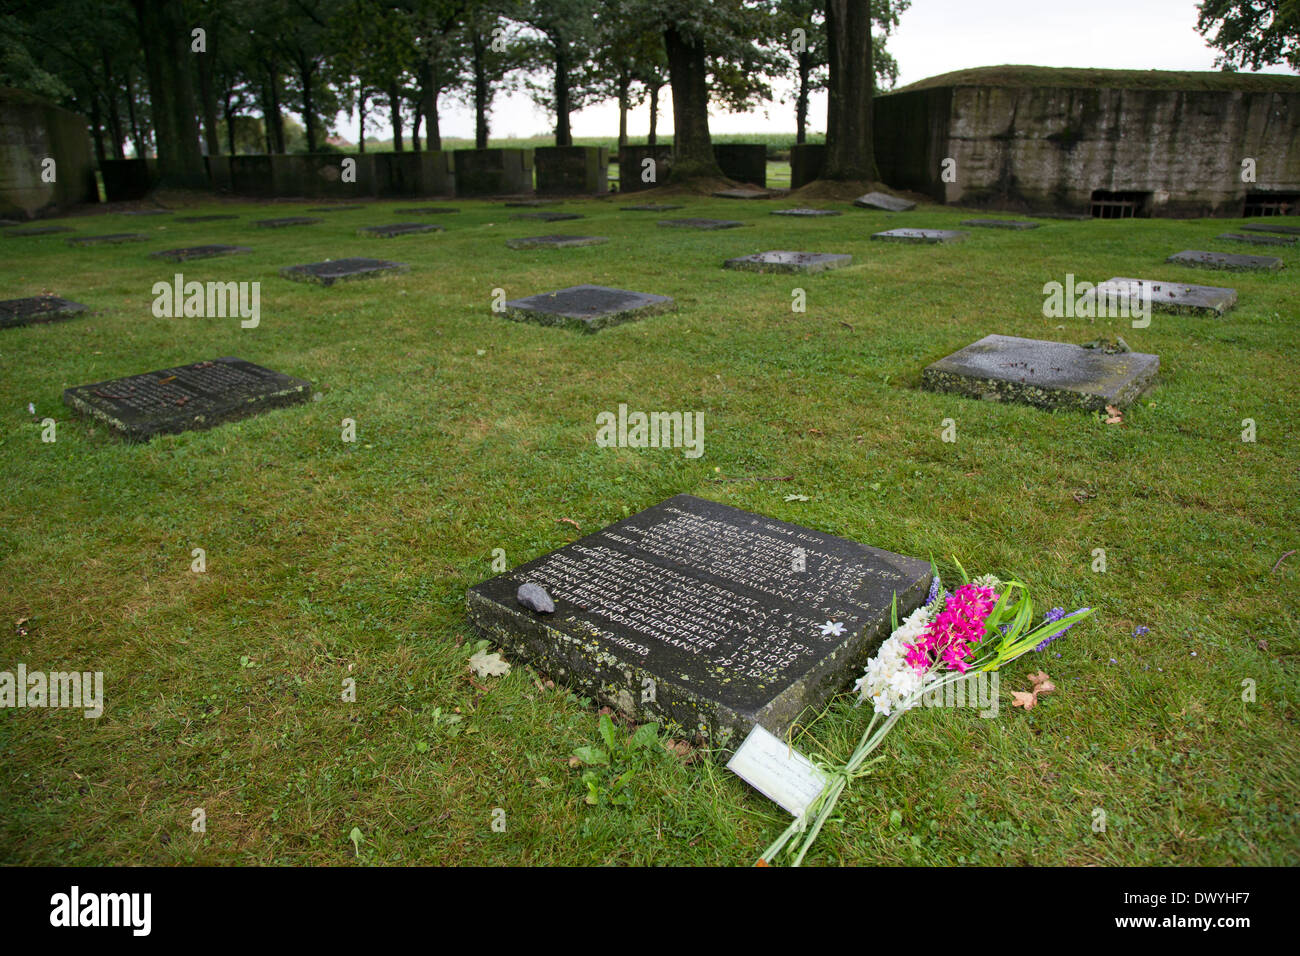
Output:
[2, 0, 910, 186]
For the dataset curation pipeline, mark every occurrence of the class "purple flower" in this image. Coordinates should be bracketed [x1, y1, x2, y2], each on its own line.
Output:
[1035, 607, 1089, 652]
[1132, 625, 1149, 638]
[926, 576, 942, 606]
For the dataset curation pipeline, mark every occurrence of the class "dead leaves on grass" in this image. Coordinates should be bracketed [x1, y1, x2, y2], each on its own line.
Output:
[1012, 670, 1057, 710]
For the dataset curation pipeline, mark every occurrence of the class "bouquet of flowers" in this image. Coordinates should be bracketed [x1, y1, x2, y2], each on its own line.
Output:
[758, 562, 1093, 867]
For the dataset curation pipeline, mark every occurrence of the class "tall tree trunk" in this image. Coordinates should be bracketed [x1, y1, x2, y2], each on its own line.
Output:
[617, 71, 630, 148]
[796, 54, 810, 144]
[100, 52, 125, 159]
[264, 70, 286, 153]
[426, 88, 441, 150]
[300, 63, 317, 153]
[647, 82, 659, 146]
[823, 0, 875, 181]
[125, 67, 145, 158]
[553, 40, 571, 146]
[472, 30, 489, 148]
[196, 38, 220, 155]
[662, 24, 718, 178]
[89, 96, 107, 167]
[130, 0, 207, 186]
[358, 90, 367, 153]
[419, 60, 441, 150]
[412, 108, 422, 152]
[389, 86, 404, 151]
[223, 92, 236, 155]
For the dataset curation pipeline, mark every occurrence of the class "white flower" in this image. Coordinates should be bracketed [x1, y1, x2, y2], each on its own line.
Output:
[853, 603, 938, 716]
[972, 573, 1002, 592]
[820, 620, 846, 637]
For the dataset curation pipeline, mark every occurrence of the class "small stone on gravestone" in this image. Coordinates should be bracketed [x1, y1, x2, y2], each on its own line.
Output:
[1241, 223, 1300, 236]
[0, 296, 90, 330]
[713, 189, 770, 200]
[467, 494, 930, 747]
[1095, 277, 1237, 317]
[63, 357, 311, 442]
[853, 192, 916, 212]
[394, 207, 459, 214]
[357, 223, 444, 237]
[622, 204, 683, 212]
[960, 219, 1040, 230]
[176, 215, 240, 223]
[723, 251, 852, 274]
[658, 218, 744, 230]
[150, 245, 252, 263]
[505, 235, 610, 249]
[1217, 232, 1296, 247]
[515, 582, 555, 613]
[253, 217, 324, 228]
[922, 333, 1159, 411]
[872, 228, 965, 244]
[280, 257, 410, 286]
[770, 208, 842, 217]
[1166, 250, 1284, 272]
[67, 233, 149, 246]
[7, 226, 75, 237]
[510, 211, 583, 222]
[502, 284, 674, 333]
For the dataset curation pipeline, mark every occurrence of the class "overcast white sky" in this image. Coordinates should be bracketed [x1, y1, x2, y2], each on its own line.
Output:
[336, 0, 1299, 143]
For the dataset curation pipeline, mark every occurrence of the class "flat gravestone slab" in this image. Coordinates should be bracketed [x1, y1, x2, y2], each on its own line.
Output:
[63, 357, 311, 442]
[713, 189, 770, 200]
[622, 204, 683, 212]
[394, 207, 459, 214]
[1241, 223, 1300, 236]
[853, 192, 916, 212]
[1218, 232, 1296, 246]
[8, 226, 75, 237]
[923, 334, 1159, 411]
[960, 219, 1040, 230]
[253, 217, 323, 228]
[724, 250, 852, 274]
[872, 228, 965, 244]
[771, 208, 842, 217]
[658, 218, 744, 230]
[1095, 277, 1237, 317]
[176, 215, 239, 223]
[506, 235, 610, 250]
[150, 244, 252, 263]
[510, 211, 582, 222]
[358, 223, 444, 237]
[0, 296, 90, 330]
[467, 494, 930, 746]
[1167, 250, 1283, 272]
[504, 199, 562, 207]
[502, 284, 674, 333]
[280, 257, 409, 286]
[68, 233, 149, 246]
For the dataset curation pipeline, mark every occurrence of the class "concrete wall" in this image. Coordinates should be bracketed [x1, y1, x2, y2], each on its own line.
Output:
[714, 144, 766, 187]
[0, 88, 97, 219]
[535, 146, 609, 195]
[874, 83, 1300, 217]
[619, 145, 673, 192]
[453, 148, 533, 196]
[205, 152, 453, 199]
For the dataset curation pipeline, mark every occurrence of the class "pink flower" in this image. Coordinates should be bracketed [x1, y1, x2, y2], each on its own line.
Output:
[906, 584, 998, 674]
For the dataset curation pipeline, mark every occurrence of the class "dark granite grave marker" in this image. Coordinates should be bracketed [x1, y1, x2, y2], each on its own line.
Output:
[960, 219, 1040, 230]
[853, 192, 916, 212]
[253, 217, 323, 228]
[357, 223, 444, 237]
[0, 296, 90, 330]
[723, 251, 852, 274]
[505, 235, 610, 250]
[770, 208, 842, 217]
[1217, 232, 1296, 247]
[1241, 223, 1300, 236]
[150, 245, 252, 263]
[394, 207, 459, 214]
[871, 228, 965, 244]
[713, 189, 770, 200]
[1095, 277, 1237, 317]
[7, 226, 75, 237]
[67, 233, 149, 246]
[622, 204, 683, 212]
[510, 211, 583, 222]
[1167, 250, 1283, 272]
[467, 494, 930, 746]
[63, 357, 311, 441]
[658, 218, 744, 230]
[280, 257, 409, 286]
[923, 334, 1159, 411]
[502, 284, 674, 332]
[176, 215, 239, 223]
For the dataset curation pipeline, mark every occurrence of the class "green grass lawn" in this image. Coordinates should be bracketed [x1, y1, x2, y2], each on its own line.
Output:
[1, 195, 1296, 866]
